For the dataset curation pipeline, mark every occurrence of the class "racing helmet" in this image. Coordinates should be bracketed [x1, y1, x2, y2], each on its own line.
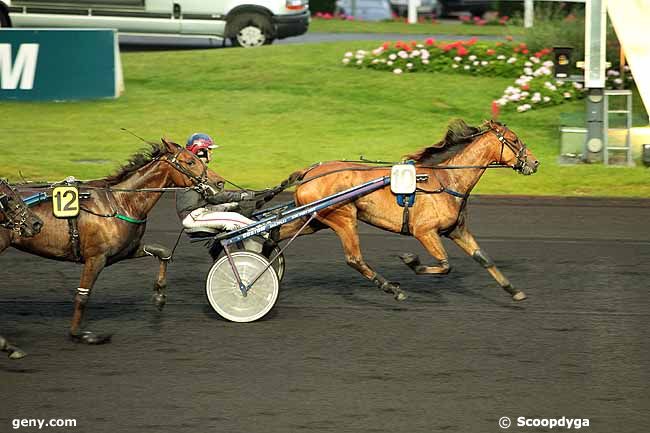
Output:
[186, 133, 218, 161]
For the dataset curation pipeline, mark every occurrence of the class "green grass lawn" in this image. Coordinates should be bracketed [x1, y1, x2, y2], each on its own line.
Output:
[310, 18, 524, 37]
[1, 41, 648, 197]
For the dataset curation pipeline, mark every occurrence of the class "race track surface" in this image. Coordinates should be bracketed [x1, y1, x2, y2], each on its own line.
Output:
[1, 195, 648, 433]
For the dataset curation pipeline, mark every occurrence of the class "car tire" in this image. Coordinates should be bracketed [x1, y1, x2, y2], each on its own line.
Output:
[0, 10, 10, 27]
[228, 13, 274, 48]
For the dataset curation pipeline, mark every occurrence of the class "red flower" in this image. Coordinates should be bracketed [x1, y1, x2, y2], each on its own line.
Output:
[382, 42, 391, 50]
[410, 41, 417, 47]
[522, 48, 529, 54]
[521, 84, 530, 91]
[465, 37, 478, 46]
[505, 35, 513, 41]
[425, 38, 435, 46]
[457, 46, 468, 56]
[442, 44, 452, 52]
[496, 42, 503, 47]
[514, 47, 520, 53]
[491, 101, 500, 119]
[519, 42, 527, 49]
[486, 49, 496, 55]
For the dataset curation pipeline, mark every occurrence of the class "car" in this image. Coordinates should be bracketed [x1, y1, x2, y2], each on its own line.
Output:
[0, 0, 310, 47]
[438, 0, 493, 17]
[335, 0, 393, 21]
[389, 0, 442, 18]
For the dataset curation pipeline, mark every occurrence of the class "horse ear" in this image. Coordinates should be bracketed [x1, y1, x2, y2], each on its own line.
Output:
[161, 137, 181, 153]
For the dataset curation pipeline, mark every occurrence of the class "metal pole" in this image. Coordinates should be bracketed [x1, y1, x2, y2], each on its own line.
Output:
[407, 0, 418, 24]
[583, 0, 607, 162]
[524, 0, 534, 28]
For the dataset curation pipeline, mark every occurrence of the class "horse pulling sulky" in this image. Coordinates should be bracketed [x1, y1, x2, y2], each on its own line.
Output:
[196, 120, 540, 323]
[1, 139, 223, 357]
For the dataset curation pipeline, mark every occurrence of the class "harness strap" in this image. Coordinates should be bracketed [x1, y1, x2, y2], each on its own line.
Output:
[115, 213, 147, 224]
[400, 205, 411, 236]
[67, 218, 82, 263]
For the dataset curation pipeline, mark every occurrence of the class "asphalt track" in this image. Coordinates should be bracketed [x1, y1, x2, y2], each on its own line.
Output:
[1, 194, 648, 433]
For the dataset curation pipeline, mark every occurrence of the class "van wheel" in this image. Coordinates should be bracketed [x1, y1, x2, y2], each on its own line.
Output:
[0, 10, 10, 27]
[228, 13, 273, 48]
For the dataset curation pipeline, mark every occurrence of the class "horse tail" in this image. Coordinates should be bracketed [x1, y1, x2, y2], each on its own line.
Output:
[272, 163, 321, 193]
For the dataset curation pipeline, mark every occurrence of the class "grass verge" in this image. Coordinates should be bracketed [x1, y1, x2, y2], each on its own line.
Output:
[0, 41, 648, 197]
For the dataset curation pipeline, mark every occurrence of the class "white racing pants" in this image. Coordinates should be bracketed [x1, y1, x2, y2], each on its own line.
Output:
[182, 207, 254, 232]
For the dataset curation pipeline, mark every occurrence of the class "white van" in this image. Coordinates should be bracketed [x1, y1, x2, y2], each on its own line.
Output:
[0, 0, 310, 47]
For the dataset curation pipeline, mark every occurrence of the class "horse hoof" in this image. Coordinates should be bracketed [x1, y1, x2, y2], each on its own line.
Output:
[398, 253, 420, 266]
[70, 331, 113, 345]
[512, 291, 527, 301]
[381, 281, 400, 294]
[8, 348, 27, 360]
[394, 290, 408, 302]
[153, 293, 167, 311]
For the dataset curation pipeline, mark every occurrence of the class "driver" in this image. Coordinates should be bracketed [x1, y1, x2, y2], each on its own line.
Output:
[176, 133, 272, 233]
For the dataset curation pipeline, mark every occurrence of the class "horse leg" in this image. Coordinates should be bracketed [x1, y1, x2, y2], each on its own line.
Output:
[70, 255, 112, 344]
[321, 210, 407, 301]
[399, 232, 451, 275]
[0, 335, 26, 360]
[132, 244, 172, 311]
[448, 223, 526, 301]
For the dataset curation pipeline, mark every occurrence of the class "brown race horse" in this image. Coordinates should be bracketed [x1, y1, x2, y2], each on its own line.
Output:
[0, 139, 222, 350]
[279, 120, 539, 302]
[0, 179, 44, 358]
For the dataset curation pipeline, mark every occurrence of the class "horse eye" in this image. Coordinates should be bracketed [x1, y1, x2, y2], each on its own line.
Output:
[187, 159, 195, 166]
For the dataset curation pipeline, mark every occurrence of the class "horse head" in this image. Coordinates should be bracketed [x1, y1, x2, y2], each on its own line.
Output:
[159, 139, 224, 190]
[484, 120, 540, 176]
[0, 179, 43, 237]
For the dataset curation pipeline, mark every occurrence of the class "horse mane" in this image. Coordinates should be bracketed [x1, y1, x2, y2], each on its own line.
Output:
[102, 141, 169, 185]
[404, 119, 487, 165]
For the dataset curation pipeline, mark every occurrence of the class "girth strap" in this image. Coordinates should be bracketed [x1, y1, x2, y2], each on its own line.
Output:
[67, 217, 82, 263]
[400, 205, 411, 236]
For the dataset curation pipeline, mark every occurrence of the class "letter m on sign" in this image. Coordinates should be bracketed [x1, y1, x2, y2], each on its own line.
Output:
[0, 44, 39, 90]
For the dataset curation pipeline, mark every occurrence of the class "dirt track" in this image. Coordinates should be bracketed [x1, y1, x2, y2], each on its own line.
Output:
[1, 195, 648, 433]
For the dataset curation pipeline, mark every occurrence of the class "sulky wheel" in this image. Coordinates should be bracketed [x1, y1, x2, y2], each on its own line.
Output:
[229, 236, 285, 282]
[206, 251, 279, 322]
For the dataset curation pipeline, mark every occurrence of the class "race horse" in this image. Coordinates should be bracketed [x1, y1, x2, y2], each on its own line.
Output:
[278, 120, 540, 302]
[0, 139, 221, 353]
[0, 179, 44, 358]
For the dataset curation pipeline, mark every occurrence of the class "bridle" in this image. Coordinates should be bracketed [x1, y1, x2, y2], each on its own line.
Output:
[488, 123, 530, 172]
[160, 147, 212, 191]
[0, 181, 30, 234]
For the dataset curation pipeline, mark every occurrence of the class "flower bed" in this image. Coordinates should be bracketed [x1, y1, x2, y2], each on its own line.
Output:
[342, 37, 636, 113]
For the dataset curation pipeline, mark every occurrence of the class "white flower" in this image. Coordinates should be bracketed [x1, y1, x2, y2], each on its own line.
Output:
[387, 61, 393, 66]
[372, 48, 383, 56]
[573, 82, 583, 89]
[543, 96, 551, 102]
[342, 58, 350, 64]
[393, 68, 403, 74]
[406, 63, 413, 69]
[416, 44, 424, 48]
[371, 59, 379, 64]
[469, 55, 477, 61]
[421, 50, 430, 60]
[355, 54, 365, 60]
[422, 59, 430, 64]
[543, 60, 554, 68]
[344, 52, 353, 58]
[531, 92, 542, 103]
[497, 55, 506, 60]
[356, 50, 367, 55]
[521, 91, 530, 97]
[411, 50, 421, 57]
[544, 82, 557, 91]
[525, 61, 533, 67]
[454, 56, 462, 62]
[497, 98, 508, 106]
[452, 64, 459, 68]
[556, 80, 565, 86]
[389, 54, 397, 60]
[607, 69, 620, 76]
[517, 104, 532, 112]
[507, 57, 518, 64]
[614, 78, 623, 85]
[356, 60, 362, 65]
[530, 57, 540, 64]
[464, 65, 471, 70]
[398, 50, 409, 59]
[509, 94, 521, 101]
[524, 67, 533, 75]
[473, 61, 479, 66]
[481, 61, 488, 66]
[563, 92, 572, 98]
